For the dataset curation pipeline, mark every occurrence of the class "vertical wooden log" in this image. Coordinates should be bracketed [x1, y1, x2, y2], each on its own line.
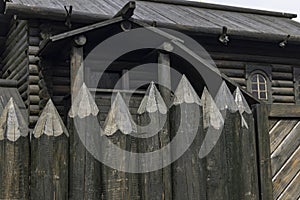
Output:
[71, 35, 86, 101]
[170, 75, 206, 200]
[0, 98, 29, 199]
[200, 87, 226, 200]
[253, 103, 273, 200]
[137, 82, 167, 200]
[234, 87, 260, 199]
[157, 51, 172, 200]
[103, 92, 139, 200]
[214, 81, 241, 200]
[68, 83, 102, 200]
[30, 99, 69, 200]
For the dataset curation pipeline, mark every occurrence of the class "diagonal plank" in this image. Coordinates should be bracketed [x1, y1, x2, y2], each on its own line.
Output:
[277, 171, 300, 200]
[270, 120, 299, 153]
[269, 119, 279, 131]
[272, 145, 300, 199]
[271, 122, 300, 176]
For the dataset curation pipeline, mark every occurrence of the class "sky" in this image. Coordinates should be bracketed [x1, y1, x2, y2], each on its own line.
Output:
[203, 0, 300, 21]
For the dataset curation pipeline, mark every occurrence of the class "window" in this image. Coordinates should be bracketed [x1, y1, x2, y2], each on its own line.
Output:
[250, 73, 268, 100]
[246, 65, 272, 102]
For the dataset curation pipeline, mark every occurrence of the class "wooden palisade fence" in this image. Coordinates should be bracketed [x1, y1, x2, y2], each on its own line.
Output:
[0, 76, 272, 199]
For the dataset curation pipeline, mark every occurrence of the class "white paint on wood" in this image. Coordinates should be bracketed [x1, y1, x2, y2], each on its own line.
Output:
[104, 92, 137, 136]
[0, 98, 28, 142]
[201, 87, 224, 130]
[33, 99, 69, 138]
[138, 82, 167, 114]
[172, 75, 201, 106]
[69, 83, 99, 118]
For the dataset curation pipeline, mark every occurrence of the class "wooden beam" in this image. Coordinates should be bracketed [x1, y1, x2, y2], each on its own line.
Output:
[70, 35, 86, 101]
[269, 105, 300, 118]
[253, 104, 273, 200]
[113, 1, 136, 20]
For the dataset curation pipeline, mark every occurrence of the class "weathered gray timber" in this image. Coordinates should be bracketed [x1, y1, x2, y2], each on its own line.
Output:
[200, 87, 226, 200]
[214, 81, 241, 200]
[157, 51, 172, 200]
[234, 87, 260, 199]
[30, 99, 69, 200]
[253, 103, 273, 200]
[0, 98, 29, 200]
[68, 84, 102, 200]
[137, 82, 167, 200]
[170, 75, 206, 200]
[103, 92, 139, 200]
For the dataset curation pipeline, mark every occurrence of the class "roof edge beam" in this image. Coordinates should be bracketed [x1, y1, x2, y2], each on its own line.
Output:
[114, 1, 136, 20]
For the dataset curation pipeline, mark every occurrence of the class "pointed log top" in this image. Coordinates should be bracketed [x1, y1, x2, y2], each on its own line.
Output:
[33, 99, 69, 138]
[201, 87, 224, 130]
[172, 75, 201, 106]
[0, 98, 28, 142]
[104, 92, 137, 136]
[215, 81, 238, 112]
[69, 83, 99, 118]
[138, 82, 167, 115]
[234, 87, 252, 114]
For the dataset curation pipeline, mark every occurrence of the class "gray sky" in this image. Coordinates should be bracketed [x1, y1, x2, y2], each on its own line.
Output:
[204, 0, 300, 21]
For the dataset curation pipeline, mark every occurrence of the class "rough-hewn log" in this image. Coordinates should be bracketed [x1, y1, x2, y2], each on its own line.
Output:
[253, 104, 273, 200]
[31, 100, 69, 200]
[69, 84, 102, 199]
[234, 87, 260, 199]
[0, 98, 29, 200]
[157, 51, 172, 200]
[199, 87, 225, 199]
[170, 75, 205, 200]
[102, 92, 139, 199]
[137, 82, 167, 200]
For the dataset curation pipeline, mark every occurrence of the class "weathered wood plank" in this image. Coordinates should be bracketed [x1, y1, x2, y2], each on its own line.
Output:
[271, 122, 300, 176]
[269, 120, 298, 153]
[253, 103, 273, 200]
[269, 105, 300, 118]
[272, 145, 300, 199]
[277, 171, 300, 200]
[30, 100, 69, 200]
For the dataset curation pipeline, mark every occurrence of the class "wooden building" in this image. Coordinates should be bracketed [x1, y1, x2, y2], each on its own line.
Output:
[0, 0, 299, 199]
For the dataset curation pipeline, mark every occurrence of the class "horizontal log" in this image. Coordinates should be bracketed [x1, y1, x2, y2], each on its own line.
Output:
[29, 55, 40, 64]
[28, 85, 40, 95]
[39, 88, 50, 99]
[272, 80, 294, 87]
[272, 87, 295, 95]
[29, 105, 40, 115]
[29, 64, 39, 75]
[52, 85, 69, 95]
[272, 95, 295, 103]
[211, 52, 300, 66]
[3, 56, 28, 79]
[17, 72, 29, 86]
[272, 72, 293, 81]
[269, 105, 300, 117]
[29, 75, 40, 84]
[38, 79, 46, 89]
[29, 95, 40, 104]
[28, 27, 40, 36]
[214, 60, 245, 69]
[39, 98, 49, 109]
[272, 65, 293, 73]
[28, 36, 40, 46]
[52, 77, 71, 86]
[219, 68, 245, 78]
[29, 115, 39, 126]
[0, 79, 18, 87]
[28, 46, 40, 55]
[227, 77, 246, 86]
[52, 69, 69, 77]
